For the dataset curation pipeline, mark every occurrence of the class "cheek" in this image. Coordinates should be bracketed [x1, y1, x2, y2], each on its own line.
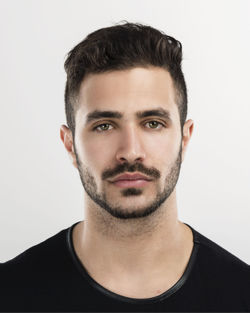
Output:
[77, 135, 114, 169]
[149, 131, 180, 153]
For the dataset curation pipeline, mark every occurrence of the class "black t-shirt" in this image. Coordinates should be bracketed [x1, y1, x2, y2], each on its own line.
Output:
[0, 221, 250, 312]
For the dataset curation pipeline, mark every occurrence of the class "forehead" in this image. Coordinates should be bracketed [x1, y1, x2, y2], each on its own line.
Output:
[77, 66, 179, 121]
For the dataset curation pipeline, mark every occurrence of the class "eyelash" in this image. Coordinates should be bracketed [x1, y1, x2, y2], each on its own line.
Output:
[92, 121, 166, 132]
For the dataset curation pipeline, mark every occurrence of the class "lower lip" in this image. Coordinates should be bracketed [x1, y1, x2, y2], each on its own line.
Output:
[112, 179, 151, 188]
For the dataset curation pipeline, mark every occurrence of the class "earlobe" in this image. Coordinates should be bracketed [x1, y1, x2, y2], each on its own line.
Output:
[181, 119, 194, 162]
[60, 125, 78, 169]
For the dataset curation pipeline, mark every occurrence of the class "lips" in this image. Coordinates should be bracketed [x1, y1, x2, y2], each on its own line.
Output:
[111, 173, 152, 182]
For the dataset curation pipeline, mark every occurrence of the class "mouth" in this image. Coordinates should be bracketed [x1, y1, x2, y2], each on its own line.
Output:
[111, 179, 151, 188]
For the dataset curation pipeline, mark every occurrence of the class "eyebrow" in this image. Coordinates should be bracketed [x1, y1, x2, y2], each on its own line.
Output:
[85, 107, 172, 125]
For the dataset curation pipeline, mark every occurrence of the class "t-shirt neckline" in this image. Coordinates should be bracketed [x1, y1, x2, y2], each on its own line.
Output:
[66, 220, 200, 304]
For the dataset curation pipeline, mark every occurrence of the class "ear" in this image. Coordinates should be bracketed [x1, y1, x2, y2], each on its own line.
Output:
[60, 125, 78, 169]
[181, 119, 194, 162]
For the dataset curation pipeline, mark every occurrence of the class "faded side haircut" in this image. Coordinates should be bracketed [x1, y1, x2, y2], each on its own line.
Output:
[64, 21, 187, 137]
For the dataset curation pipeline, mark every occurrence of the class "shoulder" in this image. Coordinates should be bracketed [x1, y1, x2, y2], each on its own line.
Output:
[0, 223, 81, 311]
[191, 225, 249, 269]
[0, 224, 72, 284]
[188, 224, 250, 305]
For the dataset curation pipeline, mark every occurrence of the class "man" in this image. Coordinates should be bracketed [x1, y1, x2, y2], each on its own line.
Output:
[0, 21, 249, 312]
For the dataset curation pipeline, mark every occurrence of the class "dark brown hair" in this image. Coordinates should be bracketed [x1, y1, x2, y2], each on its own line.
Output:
[64, 21, 187, 137]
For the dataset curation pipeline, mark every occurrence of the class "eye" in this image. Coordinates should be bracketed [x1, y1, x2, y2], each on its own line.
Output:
[145, 120, 165, 129]
[92, 120, 165, 133]
[93, 123, 114, 132]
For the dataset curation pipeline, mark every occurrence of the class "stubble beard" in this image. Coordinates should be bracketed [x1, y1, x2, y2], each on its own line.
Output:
[73, 141, 183, 221]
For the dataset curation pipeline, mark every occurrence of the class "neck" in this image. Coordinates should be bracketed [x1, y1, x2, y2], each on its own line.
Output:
[72, 189, 194, 298]
[85, 188, 179, 240]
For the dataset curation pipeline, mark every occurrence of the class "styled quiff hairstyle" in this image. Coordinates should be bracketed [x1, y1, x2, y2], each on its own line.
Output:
[64, 21, 187, 138]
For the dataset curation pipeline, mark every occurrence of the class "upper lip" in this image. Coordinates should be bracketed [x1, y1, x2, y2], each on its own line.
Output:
[110, 173, 152, 182]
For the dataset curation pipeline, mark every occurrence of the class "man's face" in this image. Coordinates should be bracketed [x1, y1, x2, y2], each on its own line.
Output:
[71, 67, 185, 219]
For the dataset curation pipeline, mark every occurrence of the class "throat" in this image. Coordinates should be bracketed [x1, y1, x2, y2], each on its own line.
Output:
[72, 220, 194, 300]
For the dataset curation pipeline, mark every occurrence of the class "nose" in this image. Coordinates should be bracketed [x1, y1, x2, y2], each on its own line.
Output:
[115, 125, 146, 164]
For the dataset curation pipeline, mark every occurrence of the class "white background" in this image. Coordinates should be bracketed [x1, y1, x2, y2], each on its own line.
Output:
[0, 0, 249, 263]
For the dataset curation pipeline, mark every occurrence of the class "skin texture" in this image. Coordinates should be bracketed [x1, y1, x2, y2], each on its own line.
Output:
[60, 66, 194, 298]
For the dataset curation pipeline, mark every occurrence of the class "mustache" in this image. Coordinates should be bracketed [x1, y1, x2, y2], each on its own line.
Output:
[102, 162, 161, 181]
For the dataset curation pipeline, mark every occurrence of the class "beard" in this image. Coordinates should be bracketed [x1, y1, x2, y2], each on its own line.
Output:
[74, 141, 182, 220]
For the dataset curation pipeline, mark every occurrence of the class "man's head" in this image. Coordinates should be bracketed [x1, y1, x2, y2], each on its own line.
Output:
[64, 21, 187, 139]
[60, 22, 193, 220]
